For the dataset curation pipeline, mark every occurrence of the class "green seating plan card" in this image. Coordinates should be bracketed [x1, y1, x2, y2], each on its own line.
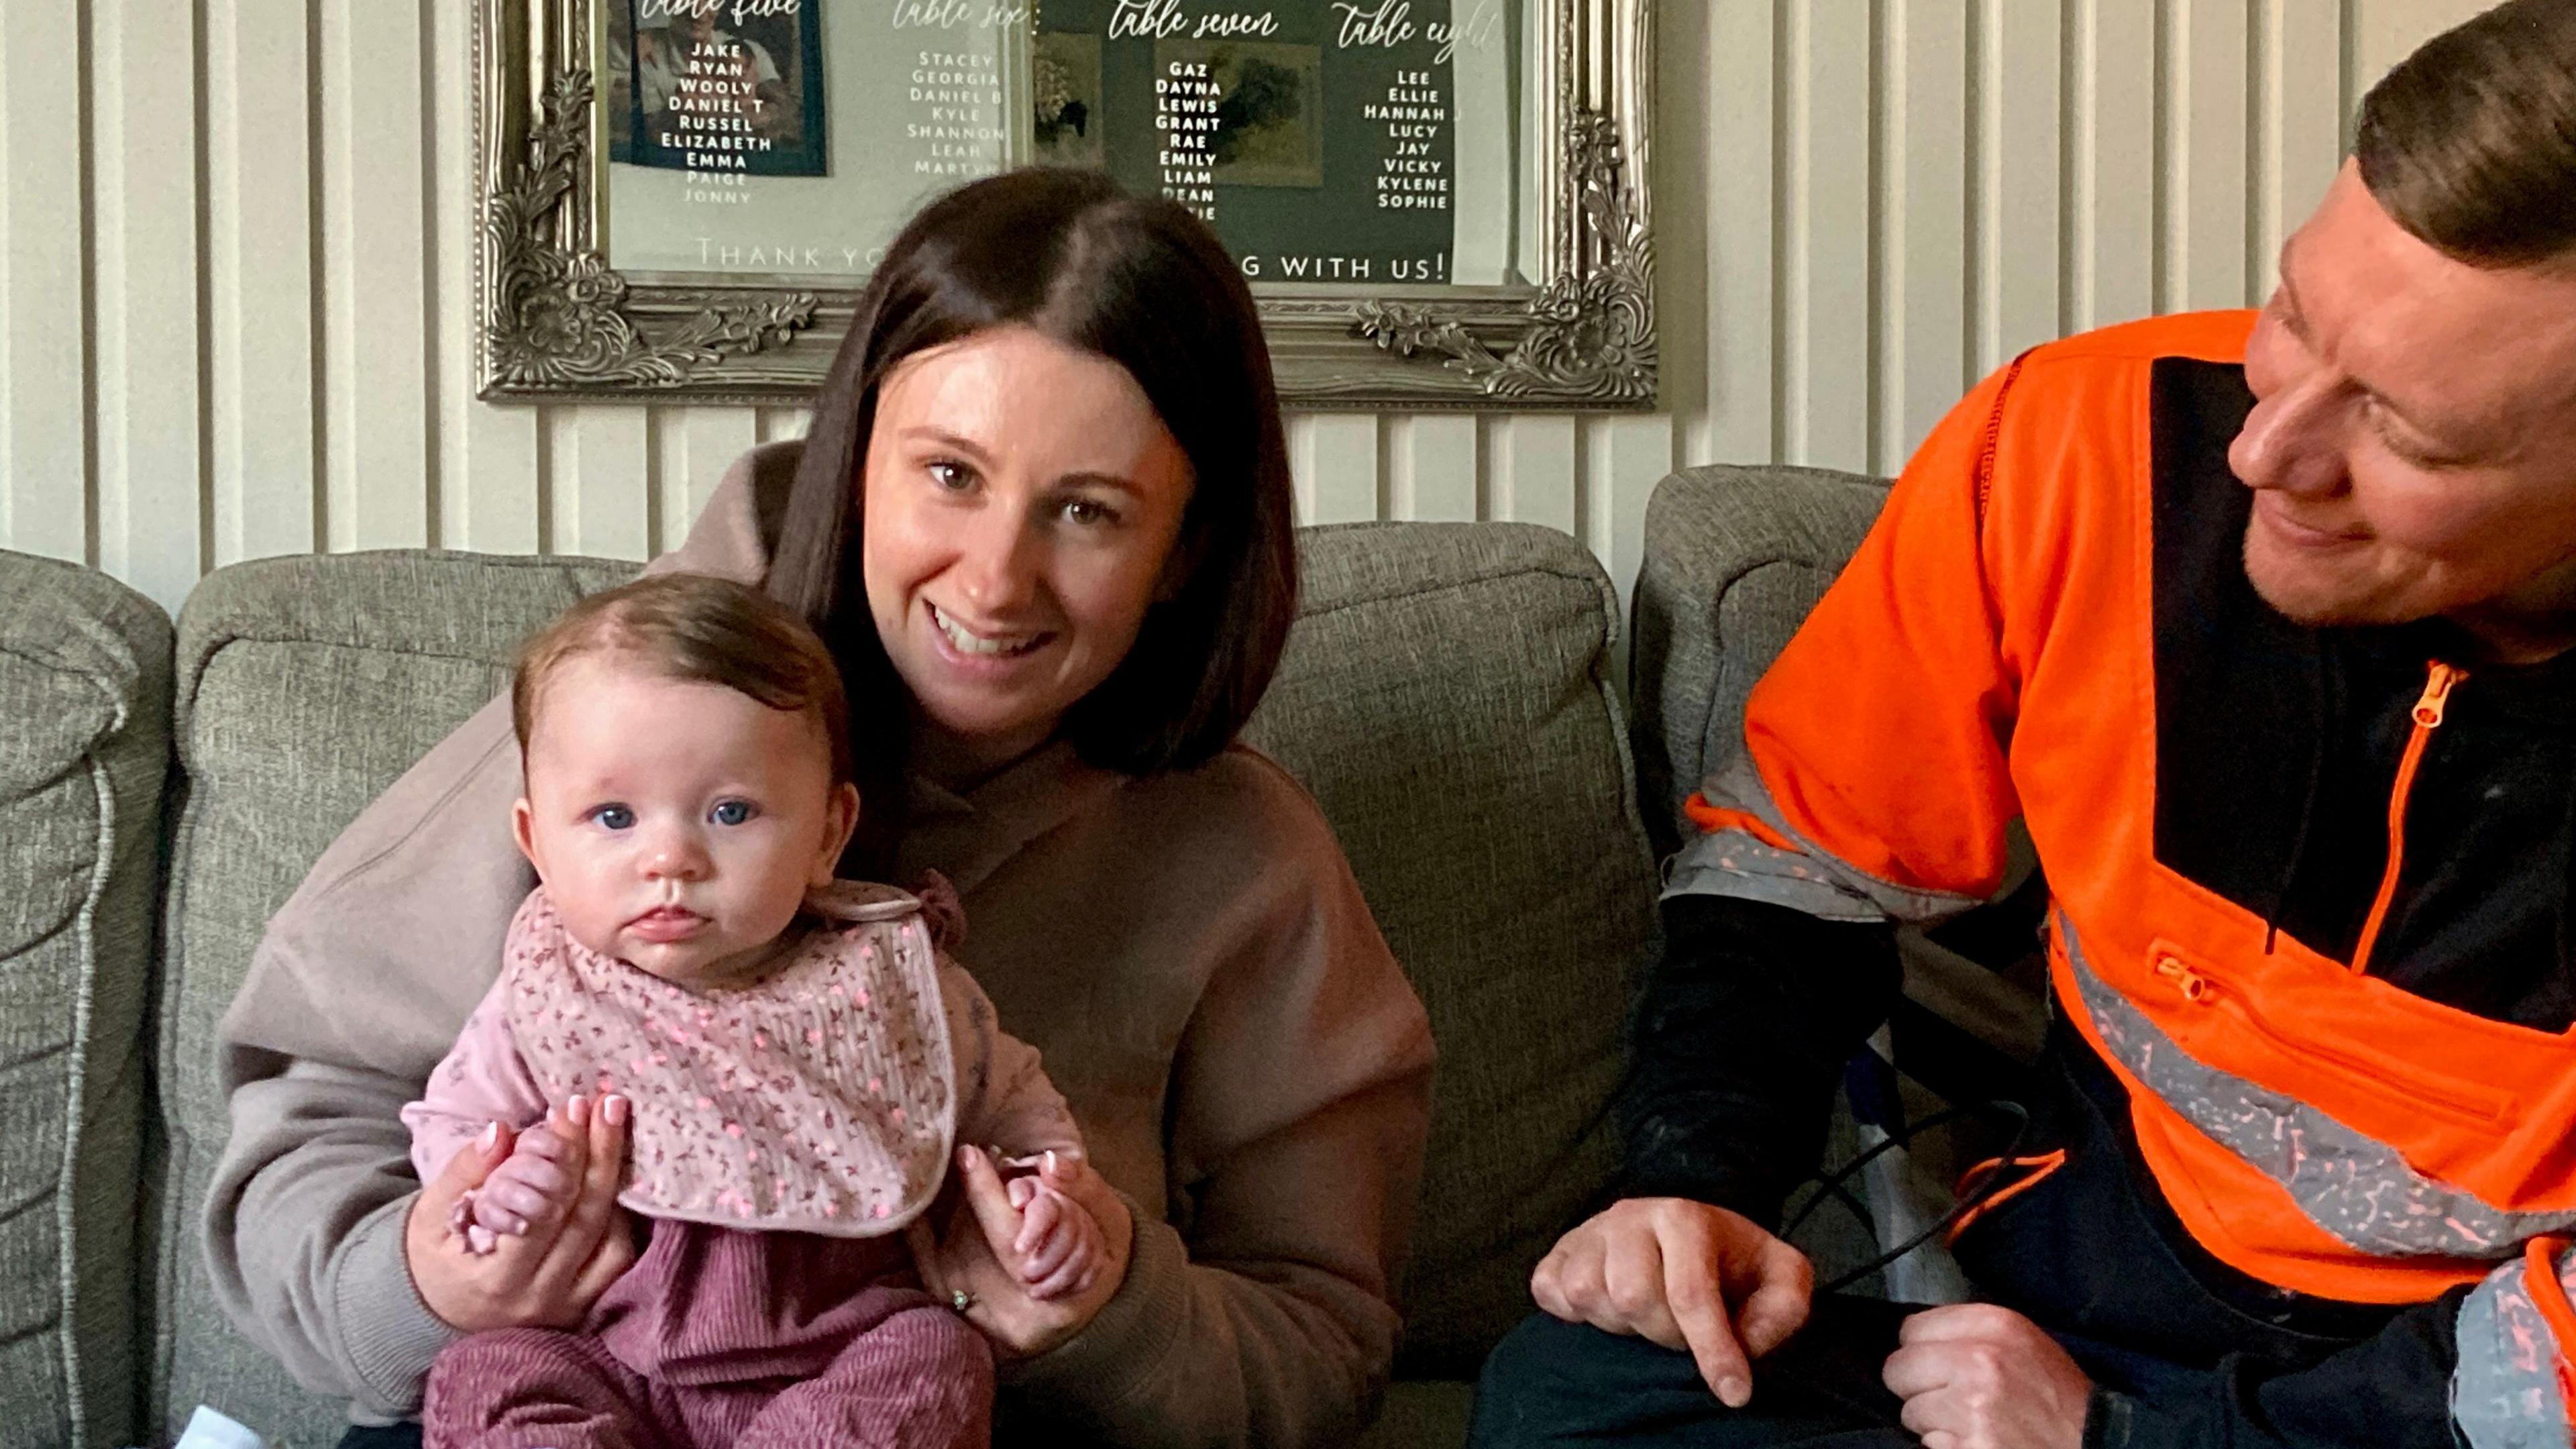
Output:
[1035, 0, 1485, 284]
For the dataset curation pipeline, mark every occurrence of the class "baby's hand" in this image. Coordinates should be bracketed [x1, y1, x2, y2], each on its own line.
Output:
[999, 1150, 1105, 1301]
[454, 1102, 596, 1254]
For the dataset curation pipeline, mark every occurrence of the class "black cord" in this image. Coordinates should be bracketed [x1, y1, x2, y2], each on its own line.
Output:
[1777, 1097, 2036, 1295]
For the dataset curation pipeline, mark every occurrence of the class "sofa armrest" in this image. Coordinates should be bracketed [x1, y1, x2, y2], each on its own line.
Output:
[0, 549, 174, 1449]
[1627, 464, 1889, 861]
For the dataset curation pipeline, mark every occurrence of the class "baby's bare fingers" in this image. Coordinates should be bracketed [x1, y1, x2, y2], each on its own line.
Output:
[1029, 1246, 1098, 1301]
[479, 1165, 574, 1222]
[1020, 1219, 1080, 1283]
[1025, 1253, 1085, 1299]
[1026, 1219, 1101, 1299]
[1014, 1191, 1063, 1255]
[525, 1099, 618, 1286]
[489, 1149, 574, 1201]
[470, 1195, 531, 1238]
[512, 1122, 577, 1167]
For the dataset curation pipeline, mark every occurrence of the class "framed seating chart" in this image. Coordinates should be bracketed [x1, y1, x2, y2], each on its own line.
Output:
[473, 0, 1654, 407]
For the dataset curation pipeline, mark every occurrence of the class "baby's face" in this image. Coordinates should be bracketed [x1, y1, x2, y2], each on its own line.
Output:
[513, 653, 858, 989]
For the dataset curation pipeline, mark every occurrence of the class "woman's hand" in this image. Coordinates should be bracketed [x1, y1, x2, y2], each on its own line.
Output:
[405, 1093, 638, 1333]
[1001, 1152, 1108, 1300]
[911, 1145, 1133, 1360]
[1529, 1197, 1815, 1408]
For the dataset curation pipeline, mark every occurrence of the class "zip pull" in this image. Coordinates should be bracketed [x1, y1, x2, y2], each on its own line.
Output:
[2154, 953, 2210, 1002]
[2349, 660, 2469, 975]
[2413, 661, 2465, 728]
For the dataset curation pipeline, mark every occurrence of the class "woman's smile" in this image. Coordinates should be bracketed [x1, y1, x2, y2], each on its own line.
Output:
[927, 600, 1051, 661]
[862, 326, 1197, 777]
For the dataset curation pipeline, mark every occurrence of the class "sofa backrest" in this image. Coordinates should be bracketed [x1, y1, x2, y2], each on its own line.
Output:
[152, 553, 633, 1446]
[1629, 464, 1892, 858]
[1244, 521, 1657, 1376]
[0, 550, 171, 1449]
[148, 521, 1658, 1439]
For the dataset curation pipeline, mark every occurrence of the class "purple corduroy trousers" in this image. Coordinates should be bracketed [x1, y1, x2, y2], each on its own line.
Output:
[423, 1217, 991, 1449]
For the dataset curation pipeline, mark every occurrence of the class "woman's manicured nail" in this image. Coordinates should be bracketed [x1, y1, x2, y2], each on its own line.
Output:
[479, 1121, 501, 1152]
[568, 1094, 588, 1123]
[603, 1094, 628, 1126]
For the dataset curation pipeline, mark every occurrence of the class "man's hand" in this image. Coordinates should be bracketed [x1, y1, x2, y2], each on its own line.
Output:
[1881, 1303, 2092, 1449]
[1529, 1197, 1815, 1408]
[405, 1093, 638, 1334]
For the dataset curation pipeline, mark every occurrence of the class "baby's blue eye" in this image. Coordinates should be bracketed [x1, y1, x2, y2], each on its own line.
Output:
[710, 800, 755, 826]
[591, 804, 635, 831]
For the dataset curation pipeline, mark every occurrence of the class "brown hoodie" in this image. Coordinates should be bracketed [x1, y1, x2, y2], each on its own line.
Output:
[203, 441, 1437, 1448]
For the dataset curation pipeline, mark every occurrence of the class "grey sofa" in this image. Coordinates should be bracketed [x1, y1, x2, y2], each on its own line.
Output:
[0, 464, 1885, 1449]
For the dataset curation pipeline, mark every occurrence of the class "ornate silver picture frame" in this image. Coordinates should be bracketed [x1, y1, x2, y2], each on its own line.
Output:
[473, 0, 1653, 409]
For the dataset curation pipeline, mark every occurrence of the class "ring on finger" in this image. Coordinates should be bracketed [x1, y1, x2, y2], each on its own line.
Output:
[951, 1288, 976, 1313]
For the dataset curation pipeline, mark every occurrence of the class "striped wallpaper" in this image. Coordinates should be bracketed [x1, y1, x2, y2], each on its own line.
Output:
[0, 0, 2490, 618]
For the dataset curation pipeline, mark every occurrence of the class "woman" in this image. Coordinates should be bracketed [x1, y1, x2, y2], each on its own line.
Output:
[205, 169, 1436, 1448]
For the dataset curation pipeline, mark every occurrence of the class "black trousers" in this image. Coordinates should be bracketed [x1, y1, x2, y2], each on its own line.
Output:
[1467, 1295, 2224, 1448]
[1468, 1297, 1921, 1448]
[336, 1426, 421, 1449]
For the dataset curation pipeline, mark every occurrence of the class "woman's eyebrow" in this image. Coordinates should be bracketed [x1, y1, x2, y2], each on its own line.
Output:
[896, 427, 994, 460]
[1053, 470, 1141, 496]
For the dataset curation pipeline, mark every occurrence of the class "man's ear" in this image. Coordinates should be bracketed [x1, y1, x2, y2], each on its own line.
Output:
[814, 782, 862, 887]
[511, 798, 542, 874]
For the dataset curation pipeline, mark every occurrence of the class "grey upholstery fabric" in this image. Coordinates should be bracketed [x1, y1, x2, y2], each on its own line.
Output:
[1627, 465, 1890, 860]
[1249, 522, 1660, 1378]
[0, 549, 172, 1449]
[151, 553, 636, 1447]
[1631, 464, 2049, 1305]
[144, 527, 1658, 1440]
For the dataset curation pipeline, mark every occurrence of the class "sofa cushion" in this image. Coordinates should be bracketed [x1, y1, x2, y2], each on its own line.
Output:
[152, 553, 633, 1446]
[1248, 522, 1657, 1377]
[1628, 465, 1891, 860]
[0, 549, 172, 1449]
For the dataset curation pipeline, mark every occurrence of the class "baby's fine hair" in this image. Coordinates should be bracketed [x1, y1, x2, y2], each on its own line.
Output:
[511, 572, 854, 787]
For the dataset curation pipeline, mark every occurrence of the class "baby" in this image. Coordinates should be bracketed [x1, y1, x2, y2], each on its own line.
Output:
[402, 572, 1100, 1449]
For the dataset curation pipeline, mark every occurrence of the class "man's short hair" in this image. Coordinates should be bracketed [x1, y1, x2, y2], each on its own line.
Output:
[2356, 0, 2576, 269]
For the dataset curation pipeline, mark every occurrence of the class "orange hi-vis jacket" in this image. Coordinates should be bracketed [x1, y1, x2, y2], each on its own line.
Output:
[1668, 312, 2576, 1446]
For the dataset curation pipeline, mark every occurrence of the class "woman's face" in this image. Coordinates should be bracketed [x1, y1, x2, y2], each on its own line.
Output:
[861, 326, 1197, 775]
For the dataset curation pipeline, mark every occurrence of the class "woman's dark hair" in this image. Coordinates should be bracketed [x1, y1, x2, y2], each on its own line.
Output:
[766, 168, 1299, 866]
[2355, 0, 2576, 269]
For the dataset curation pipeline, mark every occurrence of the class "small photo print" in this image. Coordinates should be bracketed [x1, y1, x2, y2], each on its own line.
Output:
[1033, 32, 1106, 170]
[1155, 40, 1324, 189]
[610, 0, 828, 177]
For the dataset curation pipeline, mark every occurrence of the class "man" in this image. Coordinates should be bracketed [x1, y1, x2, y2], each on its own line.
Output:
[1472, 3, 2576, 1446]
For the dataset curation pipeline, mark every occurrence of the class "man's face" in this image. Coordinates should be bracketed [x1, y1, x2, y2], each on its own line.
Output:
[2229, 162, 2576, 656]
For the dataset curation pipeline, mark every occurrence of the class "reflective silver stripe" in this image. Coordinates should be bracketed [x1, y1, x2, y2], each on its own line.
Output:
[2063, 921, 2576, 1260]
[1660, 755, 1984, 926]
[2453, 1252, 2572, 1449]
